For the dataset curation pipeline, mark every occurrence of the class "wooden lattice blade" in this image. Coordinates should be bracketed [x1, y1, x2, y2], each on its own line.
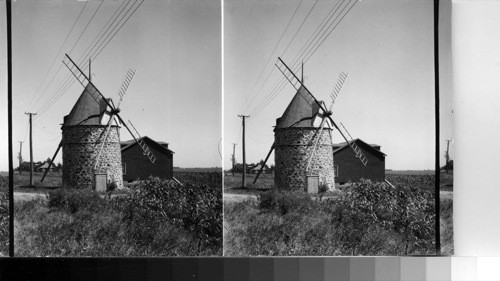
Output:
[253, 142, 275, 184]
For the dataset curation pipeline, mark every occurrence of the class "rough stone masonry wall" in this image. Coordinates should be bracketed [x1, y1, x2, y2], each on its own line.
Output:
[62, 125, 124, 189]
[274, 127, 335, 191]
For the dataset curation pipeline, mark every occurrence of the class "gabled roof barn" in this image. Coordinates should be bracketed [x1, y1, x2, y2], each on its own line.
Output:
[120, 136, 174, 155]
[332, 138, 386, 156]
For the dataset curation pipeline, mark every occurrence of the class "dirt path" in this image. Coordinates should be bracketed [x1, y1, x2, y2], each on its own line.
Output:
[14, 192, 47, 202]
[223, 193, 258, 203]
[13, 191, 126, 203]
[440, 191, 453, 200]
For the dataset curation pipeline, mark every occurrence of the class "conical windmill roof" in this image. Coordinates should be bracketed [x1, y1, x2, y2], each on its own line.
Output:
[276, 85, 322, 129]
[63, 83, 108, 126]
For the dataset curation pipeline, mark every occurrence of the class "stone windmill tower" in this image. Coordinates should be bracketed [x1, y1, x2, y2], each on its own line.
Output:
[60, 81, 124, 189]
[42, 54, 157, 190]
[254, 58, 368, 192]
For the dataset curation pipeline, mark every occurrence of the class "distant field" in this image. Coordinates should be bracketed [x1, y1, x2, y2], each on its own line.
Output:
[225, 171, 452, 193]
[224, 172, 274, 195]
[9, 172, 62, 194]
[386, 170, 435, 175]
[173, 167, 222, 173]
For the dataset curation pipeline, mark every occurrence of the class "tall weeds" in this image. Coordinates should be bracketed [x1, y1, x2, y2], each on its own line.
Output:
[15, 177, 222, 256]
[225, 179, 436, 256]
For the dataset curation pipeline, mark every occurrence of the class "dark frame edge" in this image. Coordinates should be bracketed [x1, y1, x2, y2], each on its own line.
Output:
[6, 0, 14, 257]
[434, 0, 441, 255]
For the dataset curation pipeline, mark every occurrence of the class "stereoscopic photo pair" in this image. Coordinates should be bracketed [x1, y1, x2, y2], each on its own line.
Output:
[0, 0, 451, 257]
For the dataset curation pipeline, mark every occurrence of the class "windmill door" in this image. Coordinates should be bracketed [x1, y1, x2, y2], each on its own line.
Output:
[94, 173, 108, 192]
[306, 175, 319, 194]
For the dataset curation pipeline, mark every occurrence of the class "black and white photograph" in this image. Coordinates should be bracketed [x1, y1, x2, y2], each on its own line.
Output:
[0, 0, 457, 263]
[223, 0, 452, 256]
[5, 0, 222, 256]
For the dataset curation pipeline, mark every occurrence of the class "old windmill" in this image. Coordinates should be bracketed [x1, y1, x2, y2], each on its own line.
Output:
[42, 54, 156, 190]
[254, 57, 367, 192]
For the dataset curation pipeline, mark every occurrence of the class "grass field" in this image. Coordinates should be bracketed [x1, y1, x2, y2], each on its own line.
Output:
[3, 171, 62, 193]
[224, 172, 275, 195]
[0, 176, 8, 256]
[224, 171, 453, 256]
[14, 172, 222, 256]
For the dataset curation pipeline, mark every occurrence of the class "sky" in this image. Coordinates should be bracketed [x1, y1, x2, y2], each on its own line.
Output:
[224, 0, 453, 171]
[0, 0, 221, 171]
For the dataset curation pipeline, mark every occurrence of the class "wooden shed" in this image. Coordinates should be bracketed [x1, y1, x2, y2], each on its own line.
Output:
[332, 139, 386, 184]
[120, 136, 174, 182]
[251, 164, 267, 174]
[35, 162, 53, 173]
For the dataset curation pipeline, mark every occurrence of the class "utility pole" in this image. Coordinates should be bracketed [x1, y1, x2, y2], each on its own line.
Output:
[231, 143, 236, 177]
[18, 141, 23, 175]
[445, 139, 451, 174]
[238, 115, 249, 188]
[25, 112, 36, 186]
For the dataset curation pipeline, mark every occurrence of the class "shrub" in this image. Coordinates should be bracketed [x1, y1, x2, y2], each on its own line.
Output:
[327, 179, 435, 255]
[0, 190, 8, 255]
[0, 176, 8, 192]
[259, 190, 312, 215]
[107, 181, 117, 192]
[116, 177, 222, 255]
[318, 183, 328, 194]
[48, 188, 105, 214]
[259, 191, 277, 210]
[441, 197, 453, 255]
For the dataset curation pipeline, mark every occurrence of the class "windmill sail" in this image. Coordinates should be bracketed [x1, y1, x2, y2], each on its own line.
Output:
[330, 72, 348, 104]
[340, 122, 368, 166]
[41, 140, 63, 182]
[276, 59, 315, 106]
[117, 69, 136, 107]
[63, 55, 91, 87]
[253, 142, 275, 184]
[94, 116, 116, 169]
[94, 69, 138, 168]
[128, 120, 157, 164]
[306, 71, 350, 172]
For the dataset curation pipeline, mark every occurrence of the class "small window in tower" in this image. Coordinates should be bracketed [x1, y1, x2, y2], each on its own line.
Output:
[122, 163, 126, 175]
[334, 165, 339, 177]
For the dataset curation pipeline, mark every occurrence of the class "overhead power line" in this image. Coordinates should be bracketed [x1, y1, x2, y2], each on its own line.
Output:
[248, 0, 358, 119]
[36, 0, 145, 116]
[242, 0, 319, 115]
[37, 0, 134, 116]
[26, 1, 89, 113]
[251, 0, 356, 118]
[67, 0, 105, 56]
[239, 0, 304, 114]
[33, 1, 105, 115]
[37, 0, 137, 115]
[247, 0, 348, 118]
